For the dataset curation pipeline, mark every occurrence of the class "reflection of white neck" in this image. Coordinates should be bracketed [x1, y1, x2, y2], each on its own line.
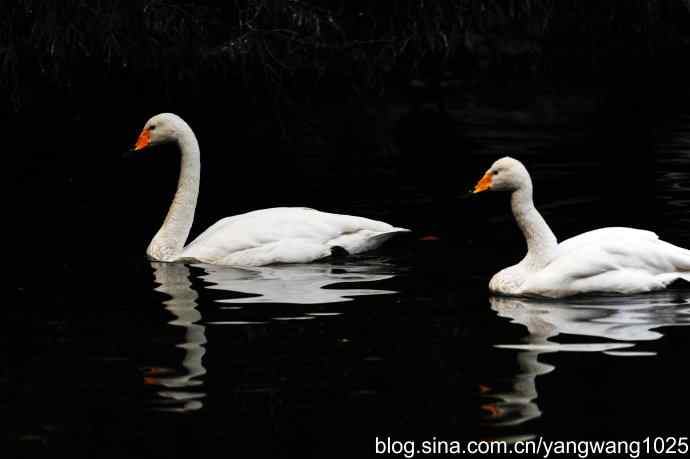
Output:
[151, 262, 207, 412]
[147, 125, 200, 261]
[510, 182, 558, 269]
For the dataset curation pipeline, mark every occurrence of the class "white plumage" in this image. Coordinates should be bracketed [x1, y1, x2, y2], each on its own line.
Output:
[474, 157, 690, 298]
[132, 113, 408, 266]
[179, 207, 408, 266]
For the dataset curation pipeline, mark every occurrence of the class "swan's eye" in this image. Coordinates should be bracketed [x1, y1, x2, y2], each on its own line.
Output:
[493, 170, 499, 175]
[149, 125, 156, 131]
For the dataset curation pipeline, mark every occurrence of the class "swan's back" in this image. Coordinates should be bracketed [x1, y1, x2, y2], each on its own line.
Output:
[178, 207, 408, 266]
[519, 227, 690, 297]
[557, 227, 659, 254]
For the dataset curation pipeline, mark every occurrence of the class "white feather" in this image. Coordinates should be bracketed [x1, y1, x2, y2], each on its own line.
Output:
[478, 157, 690, 297]
[136, 113, 408, 266]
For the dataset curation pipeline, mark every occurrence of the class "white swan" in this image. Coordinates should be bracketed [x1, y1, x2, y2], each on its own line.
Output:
[132, 113, 409, 266]
[473, 157, 690, 298]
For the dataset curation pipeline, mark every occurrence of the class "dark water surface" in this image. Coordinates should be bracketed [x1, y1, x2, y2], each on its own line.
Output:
[12, 108, 690, 458]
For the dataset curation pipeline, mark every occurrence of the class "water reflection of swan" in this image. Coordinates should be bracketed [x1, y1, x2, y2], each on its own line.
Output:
[145, 260, 399, 410]
[480, 349, 552, 429]
[148, 262, 207, 412]
[198, 262, 397, 305]
[480, 293, 690, 429]
[491, 294, 690, 353]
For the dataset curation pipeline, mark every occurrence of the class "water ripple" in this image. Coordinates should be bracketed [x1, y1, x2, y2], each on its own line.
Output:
[198, 262, 398, 304]
[478, 292, 690, 431]
[145, 260, 400, 412]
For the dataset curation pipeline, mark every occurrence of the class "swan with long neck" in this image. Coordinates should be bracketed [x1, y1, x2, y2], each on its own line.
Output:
[473, 157, 690, 298]
[132, 113, 409, 266]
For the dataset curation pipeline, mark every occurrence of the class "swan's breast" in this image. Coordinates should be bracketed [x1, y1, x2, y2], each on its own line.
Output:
[147, 241, 180, 262]
[489, 266, 527, 295]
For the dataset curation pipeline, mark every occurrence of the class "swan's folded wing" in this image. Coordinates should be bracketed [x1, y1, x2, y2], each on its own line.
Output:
[557, 227, 659, 255]
[178, 207, 406, 265]
[523, 232, 690, 297]
[180, 209, 335, 261]
[558, 227, 690, 273]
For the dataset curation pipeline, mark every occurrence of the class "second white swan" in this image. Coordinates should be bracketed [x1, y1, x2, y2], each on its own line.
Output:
[132, 113, 409, 266]
[473, 157, 690, 298]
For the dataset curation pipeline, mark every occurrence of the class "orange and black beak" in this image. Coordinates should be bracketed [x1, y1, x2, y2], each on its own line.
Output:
[133, 128, 150, 151]
[473, 172, 493, 193]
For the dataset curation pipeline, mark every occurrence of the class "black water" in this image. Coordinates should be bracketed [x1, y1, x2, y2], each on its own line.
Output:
[11, 102, 690, 458]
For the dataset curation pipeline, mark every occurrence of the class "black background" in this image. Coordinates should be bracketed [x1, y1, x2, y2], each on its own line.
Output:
[8, 2, 690, 458]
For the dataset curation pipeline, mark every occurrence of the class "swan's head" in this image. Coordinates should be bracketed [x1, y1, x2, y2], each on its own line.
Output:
[473, 156, 531, 193]
[133, 113, 187, 150]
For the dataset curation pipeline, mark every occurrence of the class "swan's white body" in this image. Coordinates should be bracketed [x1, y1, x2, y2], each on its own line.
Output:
[475, 157, 690, 298]
[173, 207, 408, 266]
[135, 113, 408, 266]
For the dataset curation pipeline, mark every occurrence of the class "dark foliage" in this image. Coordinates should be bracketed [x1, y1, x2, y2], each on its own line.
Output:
[1, 0, 690, 114]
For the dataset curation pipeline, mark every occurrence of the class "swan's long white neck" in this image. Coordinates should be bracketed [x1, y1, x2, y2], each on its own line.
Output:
[147, 125, 200, 261]
[510, 181, 558, 269]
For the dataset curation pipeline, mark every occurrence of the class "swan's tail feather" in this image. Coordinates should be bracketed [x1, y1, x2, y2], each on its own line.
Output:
[659, 240, 690, 272]
[368, 228, 411, 247]
[328, 227, 410, 255]
[656, 272, 690, 289]
[351, 228, 410, 254]
[673, 254, 690, 272]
